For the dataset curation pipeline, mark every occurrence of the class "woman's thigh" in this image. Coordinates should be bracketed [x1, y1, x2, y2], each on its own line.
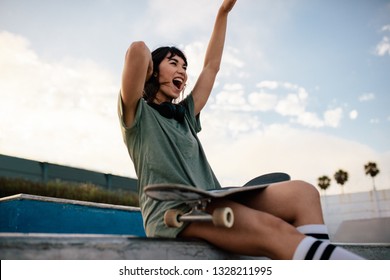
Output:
[179, 198, 304, 259]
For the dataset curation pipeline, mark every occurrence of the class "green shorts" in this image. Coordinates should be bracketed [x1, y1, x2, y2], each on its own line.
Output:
[143, 201, 192, 238]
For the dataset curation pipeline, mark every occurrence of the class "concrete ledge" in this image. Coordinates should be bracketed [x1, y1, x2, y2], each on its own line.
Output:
[1, 233, 389, 260]
[0, 233, 266, 260]
[0, 193, 140, 211]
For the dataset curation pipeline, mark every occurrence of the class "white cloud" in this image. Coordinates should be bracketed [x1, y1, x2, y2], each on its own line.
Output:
[283, 82, 300, 91]
[324, 108, 343, 128]
[290, 108, 343, 128]
[183, 41, 206, 88]
[212, 80, 343, 128]
[359, 92, 375, 102]
[294, 112, 324, 128]
[219, 46, 245, 77]
[374, 25, 390, 56]
[297, 87, 309, 100]
[370, 118, 380, 124]
[375, 37, 390, 56]
[200, 109, 262, 139]
[224, 83, 244, 91]
[349, 110, 358, 120]
[257, 80, 279, 90]
[215, 90, 247, 109]
[381, 25, 390, 32]
[276, 93, 306, 116]
[199, 121, 390, 194]
[248, 92, 278, 112]
[0, 31, 135, 177]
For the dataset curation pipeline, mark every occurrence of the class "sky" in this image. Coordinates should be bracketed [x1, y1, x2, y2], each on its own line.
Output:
[0, 0, 389, 195]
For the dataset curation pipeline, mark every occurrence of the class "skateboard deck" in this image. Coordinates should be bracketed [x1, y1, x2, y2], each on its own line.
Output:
[243, 172, 290, 186]
[144, 172, 290, 228]
[145, 182, 268, 202]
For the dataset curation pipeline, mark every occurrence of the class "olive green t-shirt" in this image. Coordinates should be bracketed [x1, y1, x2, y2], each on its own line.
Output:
[118, 93, 221, 237]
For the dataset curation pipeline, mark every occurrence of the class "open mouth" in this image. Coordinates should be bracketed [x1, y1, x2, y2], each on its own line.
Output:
[172, 78, 183, 90]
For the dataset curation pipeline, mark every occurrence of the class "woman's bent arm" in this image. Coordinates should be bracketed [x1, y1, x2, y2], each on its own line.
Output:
[121, 41, 153, 127]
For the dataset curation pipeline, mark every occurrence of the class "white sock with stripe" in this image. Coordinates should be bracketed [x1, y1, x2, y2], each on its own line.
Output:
[293, 237, 365, 260]
[296, 224, 330, 240]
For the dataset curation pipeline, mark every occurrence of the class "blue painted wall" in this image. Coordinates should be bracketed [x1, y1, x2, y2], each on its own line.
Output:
[0, 196, 145, 237]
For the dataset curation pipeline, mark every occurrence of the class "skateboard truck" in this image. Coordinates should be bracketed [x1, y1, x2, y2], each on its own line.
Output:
[164, 199, 234, 228]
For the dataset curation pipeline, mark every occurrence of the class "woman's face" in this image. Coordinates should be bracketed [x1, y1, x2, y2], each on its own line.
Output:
[155, 53, 188, 103]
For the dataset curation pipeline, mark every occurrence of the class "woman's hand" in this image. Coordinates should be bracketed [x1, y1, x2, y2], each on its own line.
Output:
[220, 0, 237, 14]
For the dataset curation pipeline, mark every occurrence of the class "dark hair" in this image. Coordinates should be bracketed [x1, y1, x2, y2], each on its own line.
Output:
[143, 46, 188, 102]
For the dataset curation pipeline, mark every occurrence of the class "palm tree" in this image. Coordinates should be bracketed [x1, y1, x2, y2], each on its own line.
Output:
[334, 169, 348, 194]
[365, 162, 381, 216]
[318, 175, 331, 213]
[364, 162, 380, 191]
[318, 175, 331, 195]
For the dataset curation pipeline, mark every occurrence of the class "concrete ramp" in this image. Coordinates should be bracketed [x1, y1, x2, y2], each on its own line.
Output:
[333, 217, 390, 243]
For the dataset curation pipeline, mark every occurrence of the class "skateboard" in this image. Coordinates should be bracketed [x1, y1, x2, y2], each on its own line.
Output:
[144, 172, 290, 228]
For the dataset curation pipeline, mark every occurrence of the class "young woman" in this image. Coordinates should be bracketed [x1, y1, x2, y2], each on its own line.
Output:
[118, 0, 363, 260]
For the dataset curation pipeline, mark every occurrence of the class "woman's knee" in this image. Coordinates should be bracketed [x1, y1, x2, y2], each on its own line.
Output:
[288, 180, 324, 224]
[290, 180, 320, 200]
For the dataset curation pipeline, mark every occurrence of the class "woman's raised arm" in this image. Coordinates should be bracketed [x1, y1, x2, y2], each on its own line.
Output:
[192, 0, 237, 115]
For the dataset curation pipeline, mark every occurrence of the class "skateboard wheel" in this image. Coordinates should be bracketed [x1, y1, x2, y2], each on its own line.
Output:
[213, 207, 234, 228]
[164, 209, 184, 228]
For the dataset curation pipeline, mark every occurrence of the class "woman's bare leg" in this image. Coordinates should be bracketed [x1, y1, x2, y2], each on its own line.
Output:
[179, 180, 325, 259]
[233, 180, 325, 227]
[179, 199, 305, 260]
[179, 180, 364, 259]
